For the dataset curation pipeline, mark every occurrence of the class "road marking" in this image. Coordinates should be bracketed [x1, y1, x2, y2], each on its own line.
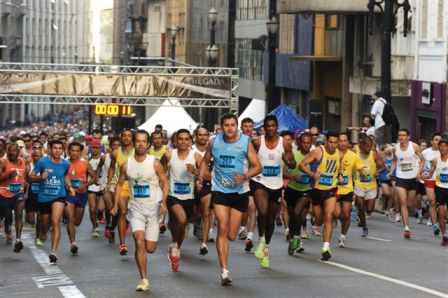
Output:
[23, 234, 86, 298]
[365, 236, 392, 242]
[320, 260, 448, 298]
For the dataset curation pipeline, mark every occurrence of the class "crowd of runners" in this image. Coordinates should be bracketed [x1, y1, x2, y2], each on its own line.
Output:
[0, 114, 447, 292]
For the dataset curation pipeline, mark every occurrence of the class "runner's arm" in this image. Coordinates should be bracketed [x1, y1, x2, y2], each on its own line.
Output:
[374, 151, 386, 176]
[198, 140, 213, 182]
[299, 148, 320, 180]
[113, 162, 127, 211]
[245, 141, 262, 179]
[106, 150, 117, 186]
[388, 151, 397, 178]
[86, 163, 97, 186]
[0, 159, 10, 182]
[159, 151, 171, 173]
[414, 143, 425, 179]
[282, 142, 296, 169]
[154, 159, 169, 204]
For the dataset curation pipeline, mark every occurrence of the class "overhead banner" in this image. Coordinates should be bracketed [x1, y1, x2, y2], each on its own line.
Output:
[0, 72, 231, 99]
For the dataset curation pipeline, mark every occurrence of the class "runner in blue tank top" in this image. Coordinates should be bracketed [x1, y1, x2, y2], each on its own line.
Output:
[197, 114, 261, 286]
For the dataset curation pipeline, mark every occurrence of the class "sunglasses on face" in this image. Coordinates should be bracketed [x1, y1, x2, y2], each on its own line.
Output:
[32, 146, 42, 150]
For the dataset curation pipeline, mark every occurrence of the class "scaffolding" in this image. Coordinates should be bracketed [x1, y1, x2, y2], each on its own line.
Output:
[0, 62, 239, 114]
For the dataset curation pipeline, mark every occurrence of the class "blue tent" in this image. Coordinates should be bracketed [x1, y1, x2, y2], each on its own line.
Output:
[254, 104, 308, 133]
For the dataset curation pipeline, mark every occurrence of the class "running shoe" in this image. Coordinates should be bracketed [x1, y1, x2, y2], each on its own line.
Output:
[221, 269, 232, 286]
[237, 228, 247, 240]
[254, 240, 266, 259]
[70, 242, 78, 254]
[276, 216, 282, 226]
[365, 213, 371, 219]
[321, 246, 332, 261]
[285, 228, 290, 241]
[395, 213, 401, 223]
[416, 217, 423, 224]
[301, 230, 309, 239]
[105, 226, 111, 238]
[361, 227, 369, 237]
[404, 230, 411, 239]
[427, 219, 433, 226]
[312, 225, 321, 236]
[432, 224, 441, 236]
[99, 217, 106, 224]
[35, 238, 43, 247]
[5, 229, 12, 245]
[208, 229, 215, 243]
[136, 278, 149, 291]
[91, 228, 100, 238]
[441, 236, 448, 246]
[119, 243, 128, 255]
[168, 246, 180, 272]
[244, 238, 253, 252]
[288, 238, 301, 256]
[338, 238, 345, 248]
[159, 223, 167, 234]
[49, 251, 58, 263]
[199, 243, 208, 255]
[13, 240, 24, 253]
[260, 248, 270, 269]
[109, 231, 115, 244]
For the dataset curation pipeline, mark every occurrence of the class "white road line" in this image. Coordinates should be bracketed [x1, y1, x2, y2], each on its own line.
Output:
[365, 236, 392, 242]
[23, 234, 86, 298]
[320, 260, 448, 298]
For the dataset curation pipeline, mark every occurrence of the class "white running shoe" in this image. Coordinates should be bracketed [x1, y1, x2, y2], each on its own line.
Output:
[427, 219, 433, 226]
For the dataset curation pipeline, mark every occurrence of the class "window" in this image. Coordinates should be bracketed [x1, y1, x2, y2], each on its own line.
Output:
[437, 0, 444, 38]
[325, 15, 339, 29]
[237, 0, 267, 20]
[235, 38, 263, 80]
[420, 0, 428, 39]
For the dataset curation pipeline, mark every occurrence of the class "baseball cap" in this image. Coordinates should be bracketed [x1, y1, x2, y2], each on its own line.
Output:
[90, 140, 101, 148]
[73, 133, 83, 139]
[84, 136, 93, 142]
[16, 140, 25, 147]
[439, 137, 448, 145]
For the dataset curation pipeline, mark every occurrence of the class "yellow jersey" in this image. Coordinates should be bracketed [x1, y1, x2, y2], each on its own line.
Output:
[337, 150, 358, 195]
[149, 145, 167, 160]
[314, 146, 340, 190]
[354, 151, 377, 188]
[115, 147, 135, 194]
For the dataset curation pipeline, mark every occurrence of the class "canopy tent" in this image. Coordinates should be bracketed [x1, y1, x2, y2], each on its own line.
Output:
[238, 98, 266, 124]
[138, 100, 198, 135]
[254, 104, 309, 133]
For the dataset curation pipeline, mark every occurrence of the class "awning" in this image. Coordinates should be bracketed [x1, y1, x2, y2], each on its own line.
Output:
[290, 55, 342, 62]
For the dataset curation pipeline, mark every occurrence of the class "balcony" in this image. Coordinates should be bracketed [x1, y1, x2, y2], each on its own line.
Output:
[2, 2, 12, 16]
[277, 0, 380, 14]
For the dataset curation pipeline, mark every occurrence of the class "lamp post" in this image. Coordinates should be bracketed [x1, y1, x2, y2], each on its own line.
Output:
[368, 0, 410, 104]
[169, 26, 178, 65]
[266, 16, 279, 113]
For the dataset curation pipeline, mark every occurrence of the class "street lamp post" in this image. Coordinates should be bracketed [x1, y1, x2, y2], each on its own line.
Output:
[169, 26, 178, 64]
[368, 0, 410, 103]
[266, 16, 279, 113]
[204, 8, 219, 129]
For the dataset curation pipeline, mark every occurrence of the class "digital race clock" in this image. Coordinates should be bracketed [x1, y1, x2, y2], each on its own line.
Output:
[94, 105, 133, 117]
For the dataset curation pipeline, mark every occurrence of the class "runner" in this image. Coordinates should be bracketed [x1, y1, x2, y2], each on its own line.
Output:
[192, 127, 215, 254]
[388, 129, 424, 239]
[251, 115, 296, 268]
[0, 143, 28, 251]
[334, 132, 358, 247]
[378, 144, 396, 222]
[149, 131, 168, 160]
[283, 132, 312, 255]
[65, 142, 96, 254]
[420, 133, 442, 234]
[197, 114, 261, 285]
[161, 129, 202, 271]
[354, 135, 385, 237]
[25, 140, 45, 246]
[107, 129, 135, 255]
[111, 130, 169, 291]
[299, 131, 341, 261]
[87, 140, 105, 238]
[29, 140, 71, 263]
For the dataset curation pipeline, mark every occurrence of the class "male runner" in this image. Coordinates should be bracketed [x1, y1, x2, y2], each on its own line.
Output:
[107, 129, 135, 255]
[251, 115, 296, 268]
[112, 130, 169, 291]
[334, 132, 358, 247]
[379, 144, 396, 222]
[29, 140, 71, 263]
[420, 133, 442, 234]
[299, 131, 341, 261]
[198, 114, 261, 285]
[87, 140, 105, 237]
[161, 129, 202, 271]
[283, 132, 312, 255]
[388, 129, 424, 239]
[149, 131, 168, 160]
[354, 135, 385, 237]
[0, 143, 28, 251]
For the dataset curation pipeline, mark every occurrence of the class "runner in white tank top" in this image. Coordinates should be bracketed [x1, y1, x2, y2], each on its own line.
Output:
[389, 129, 424, 239]
[113, 130, 168, 292]
[250, 115, 296, 269]
[160, 129, 202, 272]
[86, 141, 105, 238]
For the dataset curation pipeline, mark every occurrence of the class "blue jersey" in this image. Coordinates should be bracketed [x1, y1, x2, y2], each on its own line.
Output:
[379, 157, 395, 182]
[32, 156, 70, 202]
[211, 133, 249, 194]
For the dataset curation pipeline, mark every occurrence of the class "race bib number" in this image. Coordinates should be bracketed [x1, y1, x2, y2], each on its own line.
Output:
[9, 183, 21, 194]
[44, 186, 60, 196]
[71, 179, 82, 189]
[319, 174, 334, 186]
[440, 174, 448, 183]
[360, 175, 372, 183]
[338, 175, 349, 186]
[298, 174, 310, 185]
[133, 184, 150, 199]
[401, 163, 412, 172]
[219, 155, 236, 168]
[31, 183, 40, 194]
[173, 182, 191, 195]
[262, 166, 281, 177]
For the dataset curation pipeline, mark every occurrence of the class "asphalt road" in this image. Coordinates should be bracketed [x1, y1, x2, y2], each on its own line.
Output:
[1, 212, 447, 298]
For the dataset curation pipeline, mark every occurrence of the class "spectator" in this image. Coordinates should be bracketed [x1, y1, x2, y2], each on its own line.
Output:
[370, 91, 390, 145]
